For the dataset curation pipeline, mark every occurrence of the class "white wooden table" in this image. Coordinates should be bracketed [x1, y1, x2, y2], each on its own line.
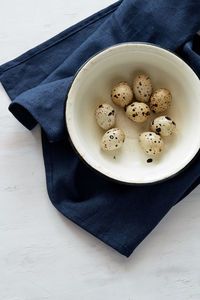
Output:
[0, 1, 200, 299]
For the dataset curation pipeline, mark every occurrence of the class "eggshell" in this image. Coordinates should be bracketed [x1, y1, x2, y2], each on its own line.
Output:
[101, 128, 125, 151]
[133, 74, 152, 102]
[139, 132, 164, 156]
[95, 103, 116, 130]
[111, 82, 133, 107]
[125, 102, 150, 123]
[151, 116, 176, 136]
[150, 88, 172, 113]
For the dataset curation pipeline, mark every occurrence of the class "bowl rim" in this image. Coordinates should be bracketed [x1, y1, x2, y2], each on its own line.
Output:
[65, 42, 200, 186]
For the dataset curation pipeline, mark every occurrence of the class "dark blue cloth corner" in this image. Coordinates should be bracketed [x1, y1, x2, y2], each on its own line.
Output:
[1, 0, 200, 257]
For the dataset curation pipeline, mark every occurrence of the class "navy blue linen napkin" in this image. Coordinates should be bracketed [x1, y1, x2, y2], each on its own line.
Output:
[1, 0, 200, 256]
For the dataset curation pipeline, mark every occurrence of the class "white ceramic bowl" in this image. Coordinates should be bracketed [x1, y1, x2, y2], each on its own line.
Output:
[66, 43, 200, 184]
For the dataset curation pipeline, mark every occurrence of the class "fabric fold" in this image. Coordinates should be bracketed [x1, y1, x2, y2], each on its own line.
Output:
[9, 78, 72, 141]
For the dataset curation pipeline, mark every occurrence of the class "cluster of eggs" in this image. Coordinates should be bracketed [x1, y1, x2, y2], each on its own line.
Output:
[95, 74, 176, 159]
[95, 104, 125, 151]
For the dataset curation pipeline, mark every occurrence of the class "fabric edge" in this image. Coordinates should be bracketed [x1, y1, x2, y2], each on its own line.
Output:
[41, 131, 132, 257]
[9, 102, 37, 130]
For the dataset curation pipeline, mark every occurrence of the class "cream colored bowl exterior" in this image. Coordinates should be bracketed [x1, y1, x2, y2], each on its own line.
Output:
[66, 43, 200, 184]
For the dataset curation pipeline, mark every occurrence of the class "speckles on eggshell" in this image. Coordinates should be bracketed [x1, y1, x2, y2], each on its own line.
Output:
[151, 115, 176, 136]
[111, 82, 133, 107]
[156, 127, 161, 133]
[101, 128, 125, 151]
[147, 158, 153, 163]
[150, 88, 172, 113]
[126, 102, 150, 123]
[139, 132, 164, 156]
[133, 74, 152, 102]
[95, 103, 116, 130]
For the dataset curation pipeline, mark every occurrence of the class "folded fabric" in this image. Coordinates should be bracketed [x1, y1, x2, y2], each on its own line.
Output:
[0, 0, 200, 257]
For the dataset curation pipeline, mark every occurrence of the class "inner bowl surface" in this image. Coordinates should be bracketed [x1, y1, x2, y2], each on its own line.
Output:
[66, 43, 200, 184]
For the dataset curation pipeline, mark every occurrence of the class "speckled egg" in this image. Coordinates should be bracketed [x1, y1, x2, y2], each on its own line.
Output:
[151, 116, 176, 136]
[133, 74, 152, 102]
[150, 88, 172, 113]
[125, 102, 150, 123]
[139, 132, 164, 156]
[101, 128, 125, 151]
[111, 82, 133, 107]
[95, 103, 116, 130]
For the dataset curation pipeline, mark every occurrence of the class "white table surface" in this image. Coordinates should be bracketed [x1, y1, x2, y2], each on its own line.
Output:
[0, 1, 200, 299]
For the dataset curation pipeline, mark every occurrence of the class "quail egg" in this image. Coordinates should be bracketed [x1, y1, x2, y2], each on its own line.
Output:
[101, 128, 125, 151]
[139, 132, 164, 156]
[111, 82, 133, 107]
[133, 74, 152, 102]
[125, 102, 150, 122]
[151, 116, 176, 136]
[150, 88, 172, 113]
[95, 103, 116, 130]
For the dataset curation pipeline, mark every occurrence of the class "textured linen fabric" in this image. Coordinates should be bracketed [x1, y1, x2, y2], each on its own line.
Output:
[0, 0, 200, 256]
